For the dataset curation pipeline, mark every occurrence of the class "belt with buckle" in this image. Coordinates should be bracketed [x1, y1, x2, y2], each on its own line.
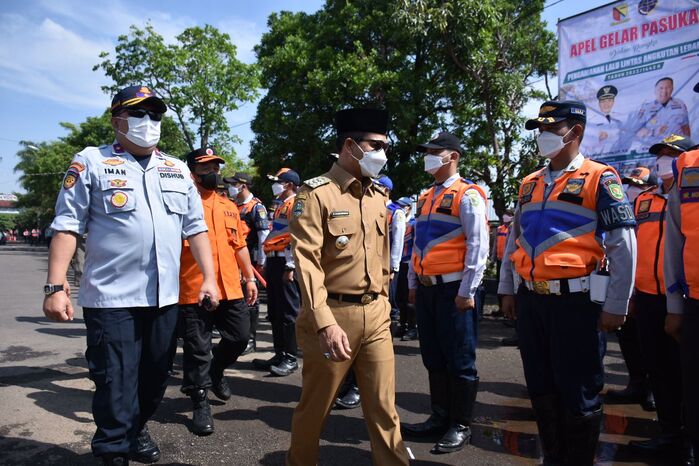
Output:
[522, 276, 590, 295]
[327, 293, 379, 305]
[417, 272, 463, 287]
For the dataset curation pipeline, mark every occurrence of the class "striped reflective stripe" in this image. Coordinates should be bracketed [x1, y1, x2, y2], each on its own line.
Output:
[520, 200, 597, 258]
[414, 227, 464, 257]
[521, 200, 596, 220]
[413, 213, 463, 257]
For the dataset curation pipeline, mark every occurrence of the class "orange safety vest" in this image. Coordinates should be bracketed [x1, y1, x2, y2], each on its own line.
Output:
[634, 189, 667, 295]
[496, 224, 510, 261]
[510, 159, 609, 281]
[673, 149, 699, 299]
[412, 178, 488, 276]
[263, 194, 295, 253]
[238, 197, 262, 241]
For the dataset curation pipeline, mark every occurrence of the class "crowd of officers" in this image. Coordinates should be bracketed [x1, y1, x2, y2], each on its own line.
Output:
[40, 83, 699, 466]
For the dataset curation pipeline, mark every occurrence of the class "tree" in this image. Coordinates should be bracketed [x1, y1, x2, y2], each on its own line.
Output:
[251, 0, 555, 215]
[94, 23, 260, 163]
[395, 0, 556, 217]
[251, 2, 452, 200]
[14, 110, 189, 220]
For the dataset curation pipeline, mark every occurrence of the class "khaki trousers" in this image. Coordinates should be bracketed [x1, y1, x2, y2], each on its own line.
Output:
[287, 297, 409, 466]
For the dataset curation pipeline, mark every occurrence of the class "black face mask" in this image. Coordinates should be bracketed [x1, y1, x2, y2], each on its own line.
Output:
[197, 172, 220, 191]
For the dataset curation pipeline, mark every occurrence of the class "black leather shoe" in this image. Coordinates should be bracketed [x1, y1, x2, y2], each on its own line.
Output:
[629, 433, 681, 453]
[681, 442, 694, 466]
[241, 338, 256, 356]
[209, 366, 232, 401]
[432, 424, 472, 454]
[401, 328, 419, 341]
[252, 353, 283, 370]
[640, 390, 656, 412]
[103, 454, 129, 465]
[335, 385, 361, 409]
[190, 389, 214, 436]
[401, 414, 449, 437]
[269, 354, 298, 376]
[130, 425, 160, 464]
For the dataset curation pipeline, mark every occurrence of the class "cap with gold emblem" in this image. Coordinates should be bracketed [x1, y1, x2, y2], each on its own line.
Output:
[649, 134, 697, 155]
[596, 85, 618, 100]
[525, 100, 587, 130]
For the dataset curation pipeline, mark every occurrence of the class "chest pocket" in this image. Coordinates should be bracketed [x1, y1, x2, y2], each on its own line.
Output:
[327, 216, 359, 258]
[159, 176, 188, 215]
[224, 215, 239, 245]
[376, 214, 387, 256]
[100, 175, 136, 214]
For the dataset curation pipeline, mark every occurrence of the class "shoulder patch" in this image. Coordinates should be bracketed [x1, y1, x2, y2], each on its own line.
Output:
[303, 176, 331, 189]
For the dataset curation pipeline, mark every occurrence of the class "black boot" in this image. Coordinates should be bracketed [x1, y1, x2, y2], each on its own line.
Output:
[190, 389, 214, 436]
[432, 377, 478, 454]
[102, 454, 129, 465]
[209, 362, 231, 401]
[531, 395, 566, 465]
[401, 372, 450, 437]
[252, 352, 283, 370]
[269, 353, 298, 376]
[130, 424, 160, 464]
[243, 303, 259, 355]
[242, 338, 256, 355]
[564, 408, 602, 466]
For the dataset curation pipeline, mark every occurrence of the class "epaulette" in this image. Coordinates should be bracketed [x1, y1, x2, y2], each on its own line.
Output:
[303, 176, 331, 189]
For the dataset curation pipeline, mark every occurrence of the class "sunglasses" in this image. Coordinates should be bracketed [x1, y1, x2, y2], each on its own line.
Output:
[124, 108, 163, 121]
[354, 138, 390, 152]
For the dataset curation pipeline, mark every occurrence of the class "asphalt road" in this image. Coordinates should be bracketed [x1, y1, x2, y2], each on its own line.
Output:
[0, 248, 667, 465]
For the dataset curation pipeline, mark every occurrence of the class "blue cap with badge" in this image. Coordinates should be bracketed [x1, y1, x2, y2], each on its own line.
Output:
[525, 100, 587, 130]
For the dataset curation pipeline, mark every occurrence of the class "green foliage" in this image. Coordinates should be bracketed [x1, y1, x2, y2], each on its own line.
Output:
[0, 214, 17, 230]
[252, 0, 556, 215]
[94, 23, 260, 159]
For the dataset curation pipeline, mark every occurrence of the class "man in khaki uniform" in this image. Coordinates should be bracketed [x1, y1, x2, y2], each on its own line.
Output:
[287, 108, 409, 466]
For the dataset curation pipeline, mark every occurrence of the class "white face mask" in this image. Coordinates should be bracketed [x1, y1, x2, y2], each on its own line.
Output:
[352, 146, 387, 179]
[656, 156, 675, 180]
[424, 154, 450, 175]
[118, 115, 161, 148]
[271, 182, 285, 197]
[228, 185, 239, 198]
[537, 127, 573, 159]
[624, 184, 645, 203]
[503, 214, 513, 223]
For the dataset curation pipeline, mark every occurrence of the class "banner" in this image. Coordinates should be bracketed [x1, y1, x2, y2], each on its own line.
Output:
[558, 0, 699, 175]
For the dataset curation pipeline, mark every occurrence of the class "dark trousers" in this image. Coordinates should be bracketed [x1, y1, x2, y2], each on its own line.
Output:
[265, 256, 300, 355]
[179, 299, 250, 394]
[83, 305, 179, 457]
[396, 262, 416, 330]
[516, 286, 605, 416]
[682, 298, 699, 450]
[635, 292, 682, 435]
[416, 280, 478, 380]
[615, 314, 647, 386]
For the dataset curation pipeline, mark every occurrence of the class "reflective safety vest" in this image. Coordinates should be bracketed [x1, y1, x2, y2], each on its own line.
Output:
[412, 178, 488, 276]
[510, 159, 609, 281]
[401, 218, 415, 263]
[238, 197, 262, 241]
[496, 224, 510, 261]
[673, 149, 699, 299]
[263, 194, 295, 253]
[633, 189, 667, 295]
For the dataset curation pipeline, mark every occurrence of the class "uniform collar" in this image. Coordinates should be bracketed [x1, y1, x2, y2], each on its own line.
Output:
[328, 162, 371, 194]
[238, 193, 254, 206]
[438, 173, 461, 189]
[544, 153, 584, 184]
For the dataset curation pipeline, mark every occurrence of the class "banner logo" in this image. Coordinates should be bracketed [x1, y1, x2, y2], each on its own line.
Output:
[612, 4, 631, 25]
[638, 0, 658, 15]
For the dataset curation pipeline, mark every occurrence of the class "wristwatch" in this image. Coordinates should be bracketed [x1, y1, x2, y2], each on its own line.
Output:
[43, 284, 64, 296]
[242, 277, 258, 284]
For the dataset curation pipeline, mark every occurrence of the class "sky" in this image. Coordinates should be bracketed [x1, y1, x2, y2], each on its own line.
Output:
[0, 0, 614, 194]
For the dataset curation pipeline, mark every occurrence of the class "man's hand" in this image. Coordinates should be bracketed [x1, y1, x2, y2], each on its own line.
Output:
[599, 311, 626, 332]
[665, 313, 683, 342]
[198, 279, 220, 311]
[455, 295, 475, 312]
[501, 295, 516, 320]
[318, 324, 352, 362]
[244, 281, 258, 306]
[63, 280, 71, 298]
[43, 291, 74, 322]
[627, 299, 637, 318]
[408, 289, 416, 305]
[283, 269, 294, 282]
